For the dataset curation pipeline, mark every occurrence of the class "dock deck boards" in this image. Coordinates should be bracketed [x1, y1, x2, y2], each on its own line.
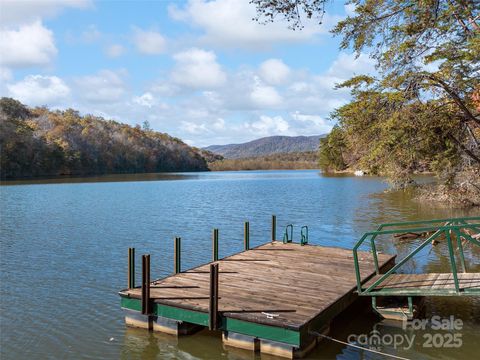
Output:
[364, 273, 480, 293]
[120, 241, 395, 330]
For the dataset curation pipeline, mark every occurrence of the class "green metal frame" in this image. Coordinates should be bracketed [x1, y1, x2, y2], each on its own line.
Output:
[174, 237, 181, 274]
[371, 296, 415, 320]
[212, 228, 219, 261]
[224, 318, 300, 346]
[283, 224, 293, 244]
[244, 221, 250, 251]
[120, 297, 301, 346]
[300, 226, 308, 246]
[353, 217, 480, 297]
[122, 297, 210, 326]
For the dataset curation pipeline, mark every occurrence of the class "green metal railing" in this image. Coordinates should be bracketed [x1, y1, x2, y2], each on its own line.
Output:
[282, 224, 310, 245]
[353, 216, 480, 296]
[301, 226, 309, 246]
[283, 224, 293, 243]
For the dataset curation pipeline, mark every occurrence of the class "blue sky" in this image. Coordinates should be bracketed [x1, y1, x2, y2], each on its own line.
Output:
[0, 0, 374, 146]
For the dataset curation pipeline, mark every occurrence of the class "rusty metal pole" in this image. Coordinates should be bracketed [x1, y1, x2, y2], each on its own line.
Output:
[209, 263, 219, 330]
[141, 254, 151, 315]
[128, 247, 135, 289]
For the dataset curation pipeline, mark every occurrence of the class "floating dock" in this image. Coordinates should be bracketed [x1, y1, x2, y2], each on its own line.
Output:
[353, 217, 480, 320]
[119, 219, 395, 359]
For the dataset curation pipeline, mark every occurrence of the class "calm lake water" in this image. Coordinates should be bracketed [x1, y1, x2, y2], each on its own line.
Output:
[1, 170, 479, 360]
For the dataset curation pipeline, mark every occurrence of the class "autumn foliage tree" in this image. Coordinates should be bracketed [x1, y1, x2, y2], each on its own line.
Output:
[252, 0, 479, 183]
[0, 98, 208, 178]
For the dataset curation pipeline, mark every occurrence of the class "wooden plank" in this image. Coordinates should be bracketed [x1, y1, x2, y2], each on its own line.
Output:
[426, 273, 440, 289]
[459, 273, 479, 290]
[470, 274, 480, 289]
[431, 273, 450, 289]
[120, 242, 395, 329]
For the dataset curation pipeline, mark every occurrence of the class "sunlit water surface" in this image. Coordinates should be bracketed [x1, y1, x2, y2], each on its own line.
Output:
[1, 170, 478, 359]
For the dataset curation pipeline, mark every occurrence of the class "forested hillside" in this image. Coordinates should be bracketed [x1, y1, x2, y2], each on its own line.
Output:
[204, 135, 324, 159]
[209, 151, 318, 171]
[0, 98, 208, 179]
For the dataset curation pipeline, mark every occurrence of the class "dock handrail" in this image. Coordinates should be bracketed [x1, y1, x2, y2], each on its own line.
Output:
[353, 216, 480, 295]
[301, 226, 309, 245]
[283, 224, 293, 243]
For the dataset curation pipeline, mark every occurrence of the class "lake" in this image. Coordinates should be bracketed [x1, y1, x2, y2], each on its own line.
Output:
[0, 170, 479, 359]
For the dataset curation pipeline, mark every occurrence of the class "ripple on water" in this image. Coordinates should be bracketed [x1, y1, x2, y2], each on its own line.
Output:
[1, 171, 478, 359]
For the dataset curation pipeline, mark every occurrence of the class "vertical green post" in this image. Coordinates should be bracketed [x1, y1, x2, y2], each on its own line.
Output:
[174, 237, 181, 274]
[244, 221, 250, 251]
[213, 228, 219, 261]
[209, 263, 219, 330]
[446, 230, 460, 293]
[128, 247, 135, 289]
[454, 229, 467, 273]
[141, 254, 151, 315]
[353, 249, 362, 293]
[407, 296, 413, 316]
[272, 215, 276, 242]
[370, 237, 380, 274]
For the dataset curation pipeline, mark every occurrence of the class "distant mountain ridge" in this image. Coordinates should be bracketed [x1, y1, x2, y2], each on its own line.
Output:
[204, 135, 325, 159]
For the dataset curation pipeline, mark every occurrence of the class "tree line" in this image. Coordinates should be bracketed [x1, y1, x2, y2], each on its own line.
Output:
[0, 98, 208, 179]
[209, 151, 318, 171]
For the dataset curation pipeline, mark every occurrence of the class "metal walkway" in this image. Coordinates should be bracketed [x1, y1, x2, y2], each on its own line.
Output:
[352, 217, 480, 318]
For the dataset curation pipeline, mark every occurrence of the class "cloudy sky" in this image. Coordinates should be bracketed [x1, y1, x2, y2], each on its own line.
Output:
[0, 0, 374, 147]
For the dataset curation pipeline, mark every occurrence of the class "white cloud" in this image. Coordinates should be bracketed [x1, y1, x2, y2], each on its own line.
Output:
[133, 27, 166, 55]
[181, 121, 208, 134]
[250, 77, 282, 108]
[133, 92, 155, 108]
[0, 0, 91, 27]
[105, 44, 125, 58]
[168, 0, 337, 49]
[325, 52, 375, 80]
[0, 21, 57, 68]
[0, 50, 370, 147]
[246, 115, 290, 136]
[212, 117, 225, 130]
[171, 48, 226, 89]
[288, 81, 314, 94]
[0, 67, 13, 82]
[74, 70, 126, 103]
[259, 59, 290, 85]
[6, 75, 70, 106]
[291, 112, 332, 134]
[150, 82, 181, 97]
[181, 117, 225, 135]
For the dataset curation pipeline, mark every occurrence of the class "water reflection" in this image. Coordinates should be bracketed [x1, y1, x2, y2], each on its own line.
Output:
[0, 172, 199, 186]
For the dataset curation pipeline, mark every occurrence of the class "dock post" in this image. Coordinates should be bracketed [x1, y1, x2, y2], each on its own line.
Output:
[213, 228, 219, 261]
[128, 247, 135, 289]
[141, 254, 151, 315]
[209, 263, 219, 330]
[272, 215, 276, 242]
[174, 237, 181, 274]
[244, 221, 250, 251]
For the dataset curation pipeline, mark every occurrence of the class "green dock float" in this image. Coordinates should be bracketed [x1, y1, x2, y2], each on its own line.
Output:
[119, 215, 480, 358]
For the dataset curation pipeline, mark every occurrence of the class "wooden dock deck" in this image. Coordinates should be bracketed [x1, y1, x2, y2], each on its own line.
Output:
[363, 273, 480, 295]
[119, 241, 395, 358]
